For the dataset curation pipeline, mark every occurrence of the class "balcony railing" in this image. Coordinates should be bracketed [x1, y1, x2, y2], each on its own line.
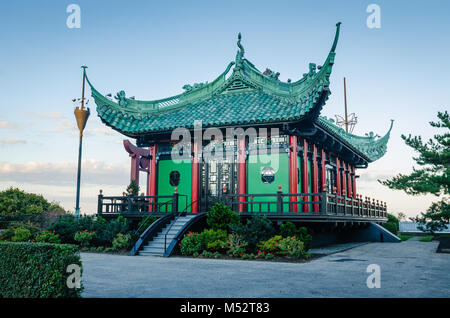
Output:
[97, 189, 387, 220]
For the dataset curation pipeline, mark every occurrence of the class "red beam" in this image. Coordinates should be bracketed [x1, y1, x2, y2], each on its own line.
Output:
[191, 140, 199, 213]
[352, 165, 357, 199]
[289, 135, 298, 212]
[302, 138, 309, 212]
[312, 144, 319, 213]
[347, 163, 352, 198]
[238, 136, 246, 212]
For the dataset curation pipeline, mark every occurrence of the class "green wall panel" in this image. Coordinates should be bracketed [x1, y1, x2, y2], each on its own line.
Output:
[247, 153, 289, 212]
[157, 159, 192, 212]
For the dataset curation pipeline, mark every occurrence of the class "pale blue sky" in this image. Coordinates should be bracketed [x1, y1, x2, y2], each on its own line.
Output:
[0, 0, 449, 216]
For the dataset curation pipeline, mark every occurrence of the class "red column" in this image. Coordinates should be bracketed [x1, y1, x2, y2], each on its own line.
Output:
[321, 149, 327, 191]
[302, 138, 309, 212]
[238, 136, 246, 212]
[312, 144, 319, 213]
[149, 144, 158, 211]
[289, 135, 298, 212]
[342, 160, 347, 197]
[352, 166, 357, 199]
[130, 154, 139, 185]
[347, 163, 352, 198]
[335, 157, 341, 196]
[191, 140, 199, 213]
[146, 148, 151, 197]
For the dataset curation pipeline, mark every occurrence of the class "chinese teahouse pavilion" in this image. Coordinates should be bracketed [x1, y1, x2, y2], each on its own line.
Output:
[88, 23, 393, 235]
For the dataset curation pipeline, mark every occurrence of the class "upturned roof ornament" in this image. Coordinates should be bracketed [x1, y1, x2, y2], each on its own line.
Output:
[235, 32, 245, 68]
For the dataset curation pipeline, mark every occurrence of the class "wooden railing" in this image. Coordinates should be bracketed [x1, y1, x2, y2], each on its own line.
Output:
[97, 190, 387, 219]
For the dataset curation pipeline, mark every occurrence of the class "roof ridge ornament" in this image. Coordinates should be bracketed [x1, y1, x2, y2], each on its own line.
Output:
[235, 32, 245, 68]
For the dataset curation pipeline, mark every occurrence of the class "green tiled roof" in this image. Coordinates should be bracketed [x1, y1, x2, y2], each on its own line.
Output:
[317, 116, 394, 162]
[87, 22, 392, 163]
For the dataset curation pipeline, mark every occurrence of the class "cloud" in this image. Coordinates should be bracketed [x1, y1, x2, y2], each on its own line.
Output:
[0, 138, 27, 145]
[0, 120, 15, 129]
[34, 112, 65, 119]
[0, 160, 129, 186]
[41, 118, 77, 133]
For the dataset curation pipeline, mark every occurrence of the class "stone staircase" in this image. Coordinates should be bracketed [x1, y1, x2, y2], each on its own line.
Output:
[139, 214, 197, 257]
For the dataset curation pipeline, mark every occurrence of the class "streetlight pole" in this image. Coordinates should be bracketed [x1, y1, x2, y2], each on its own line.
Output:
[74, 65, 90, 218]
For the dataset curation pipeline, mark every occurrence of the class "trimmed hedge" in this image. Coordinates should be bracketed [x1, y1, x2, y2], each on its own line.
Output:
[0, 242, 83, 298]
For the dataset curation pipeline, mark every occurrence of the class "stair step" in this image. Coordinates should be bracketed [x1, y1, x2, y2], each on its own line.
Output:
[139, 251, 164, 257]
[142, 246, 165, 253]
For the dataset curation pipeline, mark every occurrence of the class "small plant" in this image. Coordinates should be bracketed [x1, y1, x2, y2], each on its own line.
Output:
[89, 247, 97, 252]
[34, 230, 61, 244]
[97, 246, 105, 252]
[265, 253, 275, 260]
[280, 222, 297, 237]
[214, 252, 222, 259]
[104, 247, 114, 253]
[241, 253, 249, 259]
[227, 233, 248, 257]
[112, 233, 132, 251]
[398, 234, 413, 241]
[248, 253, 255, 259]
[257, 235, 283, 254]
[202, 228, 228, 252]
[278, 236, 305, 257]
[11, 227, 32, 242]
[74, 230, 95, 247]
[230, 215, 275, 252]
[180, 232, 204, 256]
[193, 251, 199, 257]
[206, 203, 240, 231]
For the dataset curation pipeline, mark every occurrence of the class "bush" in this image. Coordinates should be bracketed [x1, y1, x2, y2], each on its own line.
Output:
[230, 215, 275, 252]
[0, 242, 83, 297]
[201, 229, 228, 252]
[382, 213, 399, 234]
[112, 233, 132, 250]
[206, 203, 240, 231]
[137, 216, 158, 235]
[35, 230, 61, 244]
[74, 230, 95, 247]
[0, 228, 14, 241]
[180, 232, 204, 256]
[280, 222, 297, 237]
[0, 187, 51, 217]
[48, 216, 78, 244]
[227, 233, 248, 257]
[278, 236, 305, 257]
[11, 227, 32, 242]
[257, 235, 283, 254]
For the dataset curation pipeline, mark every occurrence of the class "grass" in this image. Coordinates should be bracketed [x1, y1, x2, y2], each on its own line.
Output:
[419, 235, 434, 242]
[398, 235, 413, 241]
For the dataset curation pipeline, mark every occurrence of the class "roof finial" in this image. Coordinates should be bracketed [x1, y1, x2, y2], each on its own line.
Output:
[236, 32, 245, 63]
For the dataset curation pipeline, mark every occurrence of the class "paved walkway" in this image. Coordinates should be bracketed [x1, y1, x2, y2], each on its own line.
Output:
[81, 240, 450, 297]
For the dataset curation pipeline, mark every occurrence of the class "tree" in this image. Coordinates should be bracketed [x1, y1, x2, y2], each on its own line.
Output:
[126, 180, 140, 196]
[379, 111, 449, 233]
[397, 212, 406, 221]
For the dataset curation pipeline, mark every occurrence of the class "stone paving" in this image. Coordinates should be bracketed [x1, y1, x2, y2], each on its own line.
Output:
[81, 239, 450, 298]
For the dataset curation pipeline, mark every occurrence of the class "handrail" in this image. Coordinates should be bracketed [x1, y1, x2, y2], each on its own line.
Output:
[163, 212, 207, 257]
[129, 213, 175, 256]
[163, 199, 202, 254]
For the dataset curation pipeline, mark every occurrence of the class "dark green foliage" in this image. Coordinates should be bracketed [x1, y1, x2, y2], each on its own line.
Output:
[0, 242, 83, 298]
[126, 180, 140, 196]
[380, 111, 449, 233]
[230, 215, 275, 252]
[49, 215, 130, 247]
[180, 232, 204, 255]
[0, 188, 51, 216]
[206, 203, 240, 231]
[280, 222, 297, 237]
[381, 213, 399, 234]
[136, 215, 158, 235]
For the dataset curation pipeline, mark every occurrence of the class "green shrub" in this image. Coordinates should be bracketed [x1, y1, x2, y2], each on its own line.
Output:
[398, 235, 413, 241]
[48, 216, 78, 244]
[74, 230, 95, 247]
[230, 215, 275, 252]
[382, 213, 399, 234]
[420, 235, 434, 242]
[278, 236, 305, 257]
[257, 235, 283, 254]
[206, 203, 240, 231]
[137, 216, 158, 235]
[280, 222, 297, 237]
[201, 228, 228, 252]
[180, 232, 204, 256]
[0, 228, 14, 241]
[0, 242, 83, 297]
[295, 227, 312, 251]
[265, 253, 275, 260]
[35, 230, 61, 244]
[0, 187, 51, 217]
[96, 246, 105, 252]
[112, 233, 132, 250]
[11, 227, 32, 242]
[227, 233, 248, 257]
